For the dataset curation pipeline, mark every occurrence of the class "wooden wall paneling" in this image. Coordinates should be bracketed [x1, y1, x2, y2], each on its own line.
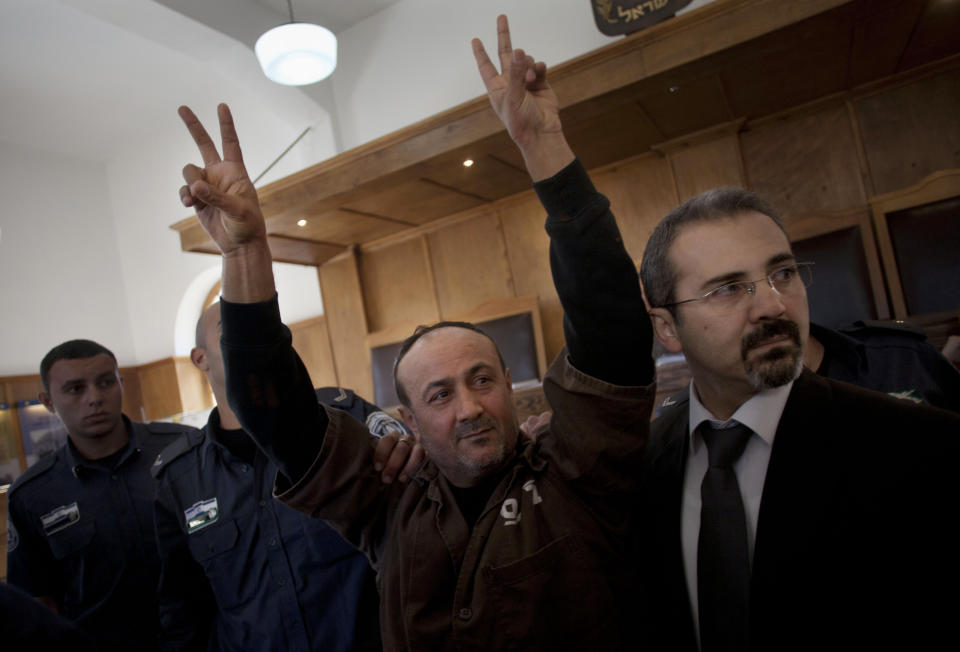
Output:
[427, 212, 515, 318]
[136, 358, 184, 421]
[898, 0, 960, 71]
[174, 358, 213, 415]
[118, 366, 146, 422]
[342, 179, 487, 226]
[740, 104, 866, 218]
[592, 152, 680, 265]
[7, 376, 43, 404]
[290, 315, 339, 389]
[359, 237, 440, 334]
[497, 193, 564, 364]
[318, 252, 375, 399]
[853, 70, 960, 195]
[272, 208, 411, 245]
[2, 378, 30, 482]
[847, 0, 926, 87]
[868, 168, 960, 320]
[786, 207, 890, 321]
[639, 75, 734, 140]
[654, 120, 748, 202]
[667, 134, 746, 201]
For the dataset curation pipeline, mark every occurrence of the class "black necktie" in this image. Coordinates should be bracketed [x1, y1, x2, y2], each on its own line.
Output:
[698, 421, 753, 652]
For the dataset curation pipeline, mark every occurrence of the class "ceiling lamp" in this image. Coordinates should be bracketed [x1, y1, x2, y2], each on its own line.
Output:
[255, 0, 337, 86]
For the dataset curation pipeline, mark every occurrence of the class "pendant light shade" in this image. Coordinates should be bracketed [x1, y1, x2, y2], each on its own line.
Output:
[255, 22, 337, 86]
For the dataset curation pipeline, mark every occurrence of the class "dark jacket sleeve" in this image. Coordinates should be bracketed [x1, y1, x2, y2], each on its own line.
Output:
[154, 479, 216, 651]
[220, 296, 327, 486]
[534, 159, 654, 386]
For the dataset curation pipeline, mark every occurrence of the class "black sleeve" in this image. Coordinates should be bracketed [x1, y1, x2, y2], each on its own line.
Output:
[219, 295, 328, 484]
[154, 481, 216, 651]
[535, 158, 654, 386]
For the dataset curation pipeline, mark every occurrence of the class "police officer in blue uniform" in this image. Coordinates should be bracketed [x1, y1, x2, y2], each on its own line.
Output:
[153, 302, 421, 651]
[805, 320, 960, 413]
[6, 339, 198, 652]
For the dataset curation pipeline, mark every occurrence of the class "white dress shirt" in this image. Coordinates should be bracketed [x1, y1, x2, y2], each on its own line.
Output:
[681, 379, 793, 647]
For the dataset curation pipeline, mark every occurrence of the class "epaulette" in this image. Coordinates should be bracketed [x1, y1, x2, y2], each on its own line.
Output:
[151, 429, 204, 478]
[314, 386, 356, 408]
[145, 421, 201, 436]
[7, 452, 58, 495]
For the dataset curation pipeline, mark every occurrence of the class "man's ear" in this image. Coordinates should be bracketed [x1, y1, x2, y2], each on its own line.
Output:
[397, 406, 419, 440]
[38, 391, 56, 414]
[190, 346, 208, 373]
[649, 308, 684, 354]
[504, 367, 513, 394]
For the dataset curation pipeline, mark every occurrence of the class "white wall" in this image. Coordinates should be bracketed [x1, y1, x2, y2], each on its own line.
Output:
[332, 0, 716, 149]
[332, 0, 610, 149]
[0, 142, 135, 374]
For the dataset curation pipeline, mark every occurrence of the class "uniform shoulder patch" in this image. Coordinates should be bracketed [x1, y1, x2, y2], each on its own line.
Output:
[654, 386, 690, 418]
[7, 452, 58, 495]
[151, 430, 204, 478]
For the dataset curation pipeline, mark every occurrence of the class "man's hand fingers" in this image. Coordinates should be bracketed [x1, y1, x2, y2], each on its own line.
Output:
[398, 444, 425, 483]
[372, 432, 399, 472]
[507, 48, 531, 103]
[179, 184, 200, 208]
[178, 105, 222, 166]
[471, 38, 501, 91]
[217, 104, 245, 164]
[375, 432, 417, 483]
[496, 14, 513, 70]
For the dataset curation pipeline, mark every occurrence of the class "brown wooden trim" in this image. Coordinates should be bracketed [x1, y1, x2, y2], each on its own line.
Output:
[172, 0, 853, 258]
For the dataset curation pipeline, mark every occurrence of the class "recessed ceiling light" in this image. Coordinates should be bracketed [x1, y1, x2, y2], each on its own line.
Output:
[463, 159, 474, 167]
[297, 219, 307, 227]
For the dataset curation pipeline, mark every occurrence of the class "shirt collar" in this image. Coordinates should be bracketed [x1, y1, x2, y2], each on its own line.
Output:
[687, 379, 793, 455]
[66, 414, 137, 474]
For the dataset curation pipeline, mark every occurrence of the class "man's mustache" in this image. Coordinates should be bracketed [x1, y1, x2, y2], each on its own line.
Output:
[455, 416, 498, 440]
[741, 319, 801, 360]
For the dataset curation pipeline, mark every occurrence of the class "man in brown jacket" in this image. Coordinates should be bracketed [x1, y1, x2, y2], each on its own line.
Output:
[175, 15, 654, 651]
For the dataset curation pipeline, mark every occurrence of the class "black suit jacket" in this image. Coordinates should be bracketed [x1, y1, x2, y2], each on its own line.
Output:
[638, 369, 960, 651]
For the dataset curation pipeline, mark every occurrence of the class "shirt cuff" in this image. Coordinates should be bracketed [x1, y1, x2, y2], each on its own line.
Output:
[533, 158, 599, 222]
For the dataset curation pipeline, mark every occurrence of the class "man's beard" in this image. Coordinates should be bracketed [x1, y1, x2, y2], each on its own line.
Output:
[741, 319, 803, 391]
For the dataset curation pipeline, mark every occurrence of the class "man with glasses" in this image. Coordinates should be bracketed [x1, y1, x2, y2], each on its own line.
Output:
[637, 189, 960, 651]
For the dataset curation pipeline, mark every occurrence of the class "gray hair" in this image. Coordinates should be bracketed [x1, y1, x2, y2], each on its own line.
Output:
[640, 187, 786, 316]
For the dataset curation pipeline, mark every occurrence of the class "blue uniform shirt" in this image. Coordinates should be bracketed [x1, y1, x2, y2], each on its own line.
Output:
[811, 321, 960, 413]
[6, 416, 196, 652]
[153, 387, 409, 652]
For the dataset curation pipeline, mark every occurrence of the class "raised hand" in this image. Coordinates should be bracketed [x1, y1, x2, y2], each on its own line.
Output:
[178, 104, 267, 255]
[472, 15, 574, 180]
[178, 104, 275, 302]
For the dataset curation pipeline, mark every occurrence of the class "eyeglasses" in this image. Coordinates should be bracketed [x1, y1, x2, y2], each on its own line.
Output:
[660, 262, 814, 311]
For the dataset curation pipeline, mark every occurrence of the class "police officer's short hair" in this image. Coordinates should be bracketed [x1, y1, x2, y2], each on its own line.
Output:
[640, 187, 787, 318]
[40, 340, 117, 392]
[393, 321, 506, 409]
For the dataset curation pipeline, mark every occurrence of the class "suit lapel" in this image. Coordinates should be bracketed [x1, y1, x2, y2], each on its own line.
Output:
[646, 408, 698, 651]
[751, 371, 838, 603]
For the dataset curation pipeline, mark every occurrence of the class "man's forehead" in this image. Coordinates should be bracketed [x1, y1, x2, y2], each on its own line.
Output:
[670, 212, 792, 279]
[399, 327, 499, 377]
[50, 353, 117, 380]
